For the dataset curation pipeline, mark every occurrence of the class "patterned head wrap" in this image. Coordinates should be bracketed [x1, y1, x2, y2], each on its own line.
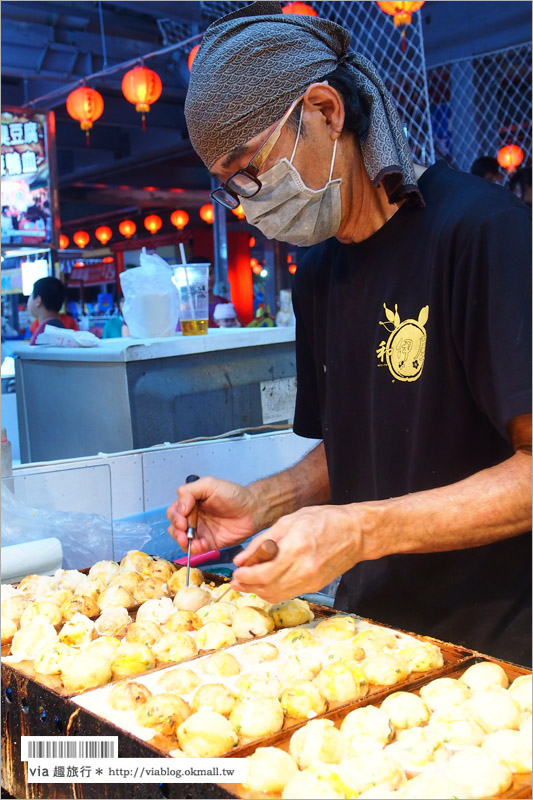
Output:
[185, 1, 422, 206]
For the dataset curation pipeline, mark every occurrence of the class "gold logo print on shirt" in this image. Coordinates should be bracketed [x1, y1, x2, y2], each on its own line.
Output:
[376, 303, 429, 382]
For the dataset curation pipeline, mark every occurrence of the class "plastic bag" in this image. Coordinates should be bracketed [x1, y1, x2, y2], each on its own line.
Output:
[1, 484, 152, 570]
[35, 326, 100, 347]
[120, 248, 179, 338]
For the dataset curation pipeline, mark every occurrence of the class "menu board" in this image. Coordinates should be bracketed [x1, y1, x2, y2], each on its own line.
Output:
[1, 107, 59, 248]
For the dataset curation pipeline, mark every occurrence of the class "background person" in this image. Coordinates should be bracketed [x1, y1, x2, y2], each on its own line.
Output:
[27, 276, 67, 345]
[470, 155, 503, 184]
[509, 166, 532, 206]
[168, 1, 531, 665]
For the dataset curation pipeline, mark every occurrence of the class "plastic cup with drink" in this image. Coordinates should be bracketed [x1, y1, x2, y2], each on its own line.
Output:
[173, 246, 209, 336]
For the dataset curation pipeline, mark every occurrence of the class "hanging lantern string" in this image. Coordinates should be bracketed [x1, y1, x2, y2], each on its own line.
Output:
[22, 32, 204, 111]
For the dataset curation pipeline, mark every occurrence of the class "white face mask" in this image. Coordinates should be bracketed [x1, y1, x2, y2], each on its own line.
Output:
[240, 108, 342, 247]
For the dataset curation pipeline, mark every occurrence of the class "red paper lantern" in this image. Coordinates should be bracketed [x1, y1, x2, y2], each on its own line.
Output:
[231, 204, 246, 220]
[188, 44, 201, 71]
[102, 256, 114, 263]
[497, 144, 524, 171]
[74, 261, 85, 268]
[199, 204, 214, 224]
[288, 263, 297, 274]
[376, 1, 425, 52]
[282, 2, 318, 16]
[170, 210, 189, 230]
[122, 66, 162, 129]
[59, 234, 69, 250]
[95, 226, 112, 245]
[73, 230, 90, 248]
[252, 264, 263, 275]
[66, 87, 104, 143]
[249, 236, 256, 248]
[144, 214, 162, 234]
[119, 219, 136, 239]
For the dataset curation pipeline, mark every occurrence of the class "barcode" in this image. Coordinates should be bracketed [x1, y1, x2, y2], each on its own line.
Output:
[21, 737, 117, 761]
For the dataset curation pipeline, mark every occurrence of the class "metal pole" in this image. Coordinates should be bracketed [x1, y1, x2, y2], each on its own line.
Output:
[210, 178, 230, 298]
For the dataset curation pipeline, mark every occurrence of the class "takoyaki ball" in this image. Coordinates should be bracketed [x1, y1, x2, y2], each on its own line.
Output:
[61, 595, 100, 621]
[314, 661, 369, 703]
[482, 729, 533, 773]
[136, 693, 191, 736]
[34, 643, 77, 675]
[280, 680, 327, 719]
[243, 641, 279, 664]
[88, 560, 120, 584]
[427, 705, 485, 748]
[447, 746, 513, 798]
[281, 651, 323, 683]
[519, 712, 532, 736]
[135, 597, 174, 626]
[120, 550, 153, 574]
[97, 585, 135, 611]
[61, 652, 112, 693]
[419, 677, 471, 712]
[177, 710, 238, 757]
[94, 606, 131, 637]
[352, 627, 397, 655]
[133, 577, 170, 603]
[54, 569, 87, 592]
[314, 615, 358, 641]
[229, 697, 284, 739]
[83, 636, 122, 661]
[1, 594, 31, 624]
[110, 642, 155, 679]
[243, 746, 298, 795]
[396, 771, 464, 799]
[211, 584, 241, 603]
[168, 567, 203, 594]
[234, 672, 281, 700]
[231, 606, 275, 639]
[11, 619, 58, 660]
[281, 765, 345, 800]
[337, 750, 406, 796]
[191, 683, 235, 716]
[20, 600, 62, 628]
[362, 653, 411, 686]
[164, 610, 202, 633]
[108, 570, 141, 596]
[39, 588, 74, 608]
[200, 651, 241, 678]
[197, 601, 236, 626]
[380, 691, 430, 730]
[196, 621, 236, 651]
[509, 674, 532, 713]
[151, 632, 198, 664]
[385, 727, 449, 774]
[467, 688, 521, 733]
[125, 620, 163, 646]
[142, 557, 176, 582]
[173, 586, 210, 613]
[109, 680, 152, 711]
[157, 667, 201, 694]
[397, 640, 444, 672]
[236, 592, 272, 612]
[58, 612, 97, 646]
[459, 660, 509, 693]
[340, 704, 394, 746]
[280, 628, 319, 649]
[74, 578, 105, 603]
[1, 617, 18, 645]
[289, 718, 342, 769]
[270, 598, 314, 628]
[323, 639, 366, 664]
[17, 574, 54, 600]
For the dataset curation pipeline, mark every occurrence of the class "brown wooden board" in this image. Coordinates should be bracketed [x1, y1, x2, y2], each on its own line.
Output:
[217, 655, 532, 800]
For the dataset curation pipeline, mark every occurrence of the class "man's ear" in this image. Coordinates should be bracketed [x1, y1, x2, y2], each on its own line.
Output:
[303, 82, 345, 140]
[33, 295, 43, 309]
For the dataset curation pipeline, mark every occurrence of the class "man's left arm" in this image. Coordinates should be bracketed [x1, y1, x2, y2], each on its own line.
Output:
[231, 413, 531, 601]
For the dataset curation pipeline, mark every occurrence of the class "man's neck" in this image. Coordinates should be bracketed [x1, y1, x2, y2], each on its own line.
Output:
[37, 309, 60, 324]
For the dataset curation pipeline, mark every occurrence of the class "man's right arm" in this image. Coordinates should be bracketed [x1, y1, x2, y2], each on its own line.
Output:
[248, 441, 330, 532]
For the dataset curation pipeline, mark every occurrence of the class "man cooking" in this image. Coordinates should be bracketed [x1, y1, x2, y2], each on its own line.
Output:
[168, 1, 531, 665]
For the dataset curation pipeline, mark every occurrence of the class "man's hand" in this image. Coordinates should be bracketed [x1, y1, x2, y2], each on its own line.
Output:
[167, 476, 259, 555]
[230, 504, 368, 602]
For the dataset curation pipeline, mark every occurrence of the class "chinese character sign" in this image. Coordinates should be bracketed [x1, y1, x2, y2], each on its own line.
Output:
[1, 108, 57, 247]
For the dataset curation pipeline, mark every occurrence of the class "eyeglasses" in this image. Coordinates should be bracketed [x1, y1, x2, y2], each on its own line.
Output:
[210, 95, 304, 210]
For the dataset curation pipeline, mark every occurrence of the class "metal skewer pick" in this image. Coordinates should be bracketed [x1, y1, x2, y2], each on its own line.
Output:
[185, 474, 199, 587]
[211, 540, 279, 604]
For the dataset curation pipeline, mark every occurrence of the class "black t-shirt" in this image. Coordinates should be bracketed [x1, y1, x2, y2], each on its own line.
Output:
[292, 160, 532, 665]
